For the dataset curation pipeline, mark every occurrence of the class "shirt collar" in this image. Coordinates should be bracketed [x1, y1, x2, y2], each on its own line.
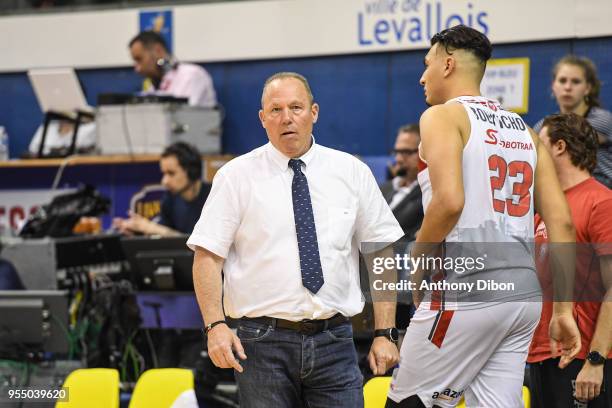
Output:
[392, 177, 418, 191]
[266, 135, 317, 172]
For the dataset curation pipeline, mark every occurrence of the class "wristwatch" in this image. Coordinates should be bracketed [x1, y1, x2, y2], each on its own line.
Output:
[587, 351, 605, 365]
[374, 328, 399, 344]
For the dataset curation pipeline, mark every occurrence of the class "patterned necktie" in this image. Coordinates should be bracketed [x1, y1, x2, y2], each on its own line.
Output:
[288, 159, 324, 294]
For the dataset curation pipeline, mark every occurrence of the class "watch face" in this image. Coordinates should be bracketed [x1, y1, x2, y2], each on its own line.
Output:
[389, 328, 399, 342]
[588, 351, 605, 364]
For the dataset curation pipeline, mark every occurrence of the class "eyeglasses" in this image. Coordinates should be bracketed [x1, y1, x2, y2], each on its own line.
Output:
[392, 148, 419, 156]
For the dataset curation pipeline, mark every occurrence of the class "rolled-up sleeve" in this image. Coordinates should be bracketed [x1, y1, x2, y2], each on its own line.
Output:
[354, 162, 404, 252]
[187, 166, 240, 258]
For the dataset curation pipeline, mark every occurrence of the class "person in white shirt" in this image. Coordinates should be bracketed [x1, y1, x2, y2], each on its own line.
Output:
[28, 119, 96, 157]
[188, 72, 404, 407]
[129, 31, 217, 108]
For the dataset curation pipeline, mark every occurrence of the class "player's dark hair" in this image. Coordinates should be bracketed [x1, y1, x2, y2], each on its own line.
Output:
[431, 25, 492, 64]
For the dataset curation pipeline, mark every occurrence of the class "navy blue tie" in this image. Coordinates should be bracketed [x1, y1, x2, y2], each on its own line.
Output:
[289, 159, 324, 294]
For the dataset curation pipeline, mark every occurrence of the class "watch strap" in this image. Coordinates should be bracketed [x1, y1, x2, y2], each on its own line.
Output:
[374, 328, 398, 343]
[205, 320, 227, 334]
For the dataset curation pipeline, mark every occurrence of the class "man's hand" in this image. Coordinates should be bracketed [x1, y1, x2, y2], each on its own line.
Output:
[112, 211, 152, 235]
[575, 361, 603, 402]
[206, 323, 247, 373]
[112, 211, 178, 236]
[549, 312, 581, 368]
[368, 337, 399, 375]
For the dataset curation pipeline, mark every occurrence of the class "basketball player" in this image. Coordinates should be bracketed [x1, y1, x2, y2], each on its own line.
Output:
[385, 25, 581, 407]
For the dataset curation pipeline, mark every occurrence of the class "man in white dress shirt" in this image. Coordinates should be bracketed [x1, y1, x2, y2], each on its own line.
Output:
[188, 72, 404, 407]
[129, 31, 217, 108]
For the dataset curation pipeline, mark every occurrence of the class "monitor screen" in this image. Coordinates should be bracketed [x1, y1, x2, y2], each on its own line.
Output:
[0, 290, 69, 357]
[121, 235, 194, 291]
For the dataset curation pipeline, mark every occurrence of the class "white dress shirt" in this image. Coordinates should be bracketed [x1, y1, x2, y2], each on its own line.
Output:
[156, 62, 217, 108]
[388, 178, 418, 210]
[188, 138, 403, 321]
[29, 121, 96, 155]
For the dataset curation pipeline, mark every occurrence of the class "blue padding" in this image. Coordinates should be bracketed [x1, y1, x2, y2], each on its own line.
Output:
[137, 293, 203, 329]
[361, 155, 392, 184]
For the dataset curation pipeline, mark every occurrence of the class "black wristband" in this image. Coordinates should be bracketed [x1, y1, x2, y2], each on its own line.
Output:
[204, 320, 227, 334]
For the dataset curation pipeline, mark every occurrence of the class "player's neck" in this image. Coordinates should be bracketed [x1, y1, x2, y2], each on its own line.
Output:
[556, 165, 591, 191]
[446, 83, 481, 101]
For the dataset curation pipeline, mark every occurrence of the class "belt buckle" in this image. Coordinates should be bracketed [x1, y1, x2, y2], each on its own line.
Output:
[299, 320, 319, 336]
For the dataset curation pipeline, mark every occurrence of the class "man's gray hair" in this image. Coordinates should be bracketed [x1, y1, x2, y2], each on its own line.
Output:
[261, 72, 314, 108]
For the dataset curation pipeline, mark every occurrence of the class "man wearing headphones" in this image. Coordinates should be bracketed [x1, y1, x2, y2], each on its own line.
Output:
[129, 31, 217, 108]
[113, 142, 211, 236]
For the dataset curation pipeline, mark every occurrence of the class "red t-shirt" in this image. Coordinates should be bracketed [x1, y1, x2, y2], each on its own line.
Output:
[528, 177, 612, 363]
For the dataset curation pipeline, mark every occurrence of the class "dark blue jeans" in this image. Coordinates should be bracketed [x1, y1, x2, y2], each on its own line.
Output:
[235, 319, 364, 408]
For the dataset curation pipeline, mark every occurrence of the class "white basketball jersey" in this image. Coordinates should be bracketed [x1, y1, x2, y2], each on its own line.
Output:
[417, 96, 540, 309]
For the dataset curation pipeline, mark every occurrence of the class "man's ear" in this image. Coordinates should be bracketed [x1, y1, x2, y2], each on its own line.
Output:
[554, 139, 567, 156]
[258, 109, 266, 129]
[311, 103, 319, 123]
[443, 56, 456, 78]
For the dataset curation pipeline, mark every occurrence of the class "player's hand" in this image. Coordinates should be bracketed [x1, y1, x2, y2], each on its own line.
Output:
[368, 337, 399, 375]
[549, 313, 581, 368]
[206, 323, 247, 373]
[575, 361, 603, 402]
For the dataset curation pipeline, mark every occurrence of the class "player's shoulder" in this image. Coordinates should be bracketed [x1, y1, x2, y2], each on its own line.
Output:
[419, 103, 468, 140]
[420, 102, 466, 122]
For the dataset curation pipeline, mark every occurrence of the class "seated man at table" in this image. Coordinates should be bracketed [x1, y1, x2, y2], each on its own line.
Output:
[113, 142, 211, 236]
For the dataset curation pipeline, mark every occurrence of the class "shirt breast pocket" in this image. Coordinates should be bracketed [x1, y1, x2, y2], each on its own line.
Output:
[327, 207, 357, 250]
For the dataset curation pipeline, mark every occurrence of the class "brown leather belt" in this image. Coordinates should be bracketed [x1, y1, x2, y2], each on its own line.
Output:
[241, 313, 349, 336]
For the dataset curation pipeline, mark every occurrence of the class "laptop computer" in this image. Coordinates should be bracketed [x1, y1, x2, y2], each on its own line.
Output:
[27, 67, 92, 114]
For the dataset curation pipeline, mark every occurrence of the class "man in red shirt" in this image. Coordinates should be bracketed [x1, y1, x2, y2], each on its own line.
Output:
[529, 113, 612, 407]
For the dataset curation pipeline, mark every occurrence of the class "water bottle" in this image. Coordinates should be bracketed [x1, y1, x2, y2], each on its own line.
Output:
[0, 126, 8, 161]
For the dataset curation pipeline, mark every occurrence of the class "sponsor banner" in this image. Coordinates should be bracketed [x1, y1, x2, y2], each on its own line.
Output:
[481, 58, 530, 114]
[0, 0, 607, 72]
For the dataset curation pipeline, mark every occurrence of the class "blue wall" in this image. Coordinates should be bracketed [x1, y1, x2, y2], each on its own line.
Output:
[1, 36, 612, 159]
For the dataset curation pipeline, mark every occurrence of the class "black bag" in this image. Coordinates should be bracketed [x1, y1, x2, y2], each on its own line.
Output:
[20, 185, 110, 238]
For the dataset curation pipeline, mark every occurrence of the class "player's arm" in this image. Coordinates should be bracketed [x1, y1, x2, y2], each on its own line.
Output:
[415, 104, 466, 242]
[529, 128, 580, 367]
[575, 255, 612, 401]
[193, 246, 246, 372]
[531, 129, 575, 305]
[411, 105, 465, 305]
